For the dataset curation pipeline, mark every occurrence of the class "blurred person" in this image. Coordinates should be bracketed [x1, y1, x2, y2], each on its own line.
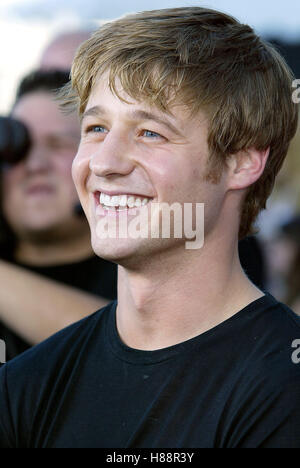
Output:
[0, 7, 300, 448]
[262, 214, 300, 302]
[255, 41, 300, 243]
[281, 216, 300, 315]
[39, 30, 92, 71]
[263, 225, 298, 300]
[0, 70, 117, 360]
[257, 102, 300, 241]
[286, 251, 300, 315]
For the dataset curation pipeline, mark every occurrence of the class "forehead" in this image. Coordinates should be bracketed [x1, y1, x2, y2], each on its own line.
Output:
[84, 77, 210, 149]
[85, 76, 207, 132]
[12, 91, 80, 135]
[86, 76, 157, 114]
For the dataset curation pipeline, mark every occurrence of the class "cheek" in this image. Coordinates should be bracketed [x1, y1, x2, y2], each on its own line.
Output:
[1, 168, 25, 223]
[151, 162, 199, 201]
[72, 151, 93, 222]
[142, 155, 180, 195]
[54, 154, 78, 193]
[2, 167, 24, 200]
[72, 150, 90, 197]
[55, 152, 74, 176]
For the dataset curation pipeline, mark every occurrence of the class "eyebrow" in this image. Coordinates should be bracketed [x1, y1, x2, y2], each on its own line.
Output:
[81, 105, 182, 136]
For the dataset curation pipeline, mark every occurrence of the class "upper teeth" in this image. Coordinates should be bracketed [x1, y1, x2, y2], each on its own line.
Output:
[99, 193, 150, 208]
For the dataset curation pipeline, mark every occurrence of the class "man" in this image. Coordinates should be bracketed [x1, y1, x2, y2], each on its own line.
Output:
[0, 7, 300, 448]
[0, 70, 117, 359]
[39, 22, 268, 292]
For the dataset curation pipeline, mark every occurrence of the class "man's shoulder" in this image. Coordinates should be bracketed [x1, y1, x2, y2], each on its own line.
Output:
[204, 296, 300, 447]
[238, 294, 300, 388]
[254, 295, 300, 350]
[242, 293, 300, 347]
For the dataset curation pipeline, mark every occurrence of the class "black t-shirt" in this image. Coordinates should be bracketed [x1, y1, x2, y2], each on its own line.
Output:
[238, 236, 266, 290]
[0, 255, 117, 360]
[0, 293, 300, 448]
[0, 236, 261, 362]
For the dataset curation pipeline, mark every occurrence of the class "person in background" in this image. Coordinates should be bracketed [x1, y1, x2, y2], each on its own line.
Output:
[262, 215, 300, 304]
[280, 216, 300, 315]
[39, 30, 92, 71]
[0, 70, 117, 361]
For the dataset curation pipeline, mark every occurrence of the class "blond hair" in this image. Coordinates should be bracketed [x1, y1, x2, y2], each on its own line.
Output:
[62, 7, 299, 238]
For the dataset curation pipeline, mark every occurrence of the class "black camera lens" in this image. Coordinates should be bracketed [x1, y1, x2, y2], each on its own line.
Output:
[0, 116, 31, 166]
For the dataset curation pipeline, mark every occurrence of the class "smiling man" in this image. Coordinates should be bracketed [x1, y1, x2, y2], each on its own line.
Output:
[0, 7, 300, 448]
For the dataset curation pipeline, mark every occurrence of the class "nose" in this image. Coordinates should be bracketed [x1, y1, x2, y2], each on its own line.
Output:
[25, 145, 52, 173]
[89, 130, 134, 178]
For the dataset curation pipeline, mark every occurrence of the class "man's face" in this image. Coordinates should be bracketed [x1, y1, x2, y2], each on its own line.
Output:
[73, 77, 228, 265]
[2, 91, 81, 237]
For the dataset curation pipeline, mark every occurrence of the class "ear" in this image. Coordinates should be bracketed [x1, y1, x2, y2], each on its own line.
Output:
[226, 147, 270, 191]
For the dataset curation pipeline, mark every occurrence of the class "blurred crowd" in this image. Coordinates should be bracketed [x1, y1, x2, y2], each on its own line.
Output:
[0, 28, 300, 362]
[0, 30, 117, 361]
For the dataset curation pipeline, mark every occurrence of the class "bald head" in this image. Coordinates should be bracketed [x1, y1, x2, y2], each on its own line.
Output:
[40, 30, 92, 71]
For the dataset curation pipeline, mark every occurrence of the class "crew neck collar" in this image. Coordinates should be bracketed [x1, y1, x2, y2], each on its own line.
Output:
[106, 293, 277, 365]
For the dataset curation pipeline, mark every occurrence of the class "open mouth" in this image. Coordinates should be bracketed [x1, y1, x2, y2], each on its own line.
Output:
[94, 191, 154, 212]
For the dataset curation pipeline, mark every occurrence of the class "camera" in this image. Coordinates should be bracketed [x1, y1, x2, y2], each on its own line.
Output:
[0, 116, 84, 217]
[0, 116, 31, 167]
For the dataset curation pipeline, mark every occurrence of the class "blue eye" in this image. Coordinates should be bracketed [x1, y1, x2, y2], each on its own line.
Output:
[91, 126, 106, 133]
[84, 125, 107, 134]
[143, 130, 161, 138]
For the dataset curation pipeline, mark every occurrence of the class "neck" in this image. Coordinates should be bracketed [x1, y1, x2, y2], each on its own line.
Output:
[15, 225, 94, 266]
[116, 222, 263, 351]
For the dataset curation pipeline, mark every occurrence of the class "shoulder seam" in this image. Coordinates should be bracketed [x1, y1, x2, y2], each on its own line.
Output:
[277, 302, 300, 331]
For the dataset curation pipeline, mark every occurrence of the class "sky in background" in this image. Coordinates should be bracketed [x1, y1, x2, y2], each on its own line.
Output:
[1, 0, 300, 112]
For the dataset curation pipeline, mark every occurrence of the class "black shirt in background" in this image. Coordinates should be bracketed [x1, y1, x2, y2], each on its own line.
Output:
[0, 293, 300, 448]
[0, 255, 117, 360]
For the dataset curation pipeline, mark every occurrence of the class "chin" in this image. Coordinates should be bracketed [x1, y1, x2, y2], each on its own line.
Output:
[19, 221, 56, 234]
[91, 235, 137, 262]
[18, 211, 62, 229]
[90, 231, 182, 269]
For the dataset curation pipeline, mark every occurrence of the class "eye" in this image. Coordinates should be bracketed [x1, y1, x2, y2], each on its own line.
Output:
[84, 125, 108, 134]
[88, 125, 106, 133]
[142, 130, 162, 139]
